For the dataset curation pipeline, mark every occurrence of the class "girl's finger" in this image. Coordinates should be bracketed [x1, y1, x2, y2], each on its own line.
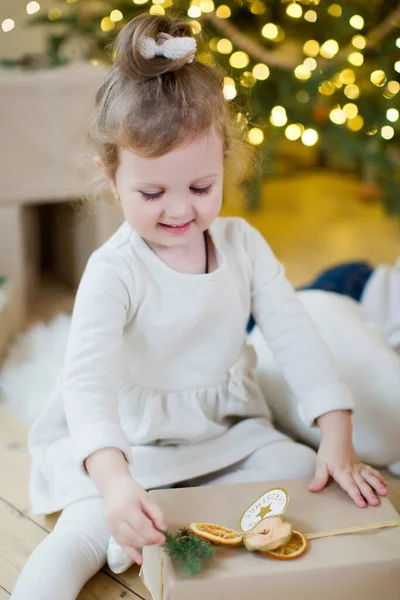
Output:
[333, 471, 366, 508]
[124, 545, 143, 565]
[130, 510, 165, 545]
[353, 472, 380, 506]
[360, 468, 388, 496]
[143, 498, 167, 534]
[363, 465, 388, 486]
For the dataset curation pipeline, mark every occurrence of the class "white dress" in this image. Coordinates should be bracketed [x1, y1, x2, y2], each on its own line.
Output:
[28, 217, 354, 515]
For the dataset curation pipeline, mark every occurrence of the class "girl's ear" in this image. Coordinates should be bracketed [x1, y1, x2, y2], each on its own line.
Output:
[93, 156, 119, 200]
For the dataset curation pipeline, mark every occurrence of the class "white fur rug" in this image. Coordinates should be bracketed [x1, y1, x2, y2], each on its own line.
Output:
[0, 314, 71, 423]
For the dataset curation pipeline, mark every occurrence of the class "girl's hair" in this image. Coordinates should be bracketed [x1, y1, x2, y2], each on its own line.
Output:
[88, 13, 258, 189]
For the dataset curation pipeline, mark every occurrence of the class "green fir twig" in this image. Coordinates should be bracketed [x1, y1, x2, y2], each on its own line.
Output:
[162, 528, 215, 576]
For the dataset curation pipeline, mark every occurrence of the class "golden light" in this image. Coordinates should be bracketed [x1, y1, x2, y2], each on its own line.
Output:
[348, 52, 364, 66]
[134, 0, 149, 5]
[209, 37, 219, 51]
[198, 51, 213, 65]
[350, 15, 364, 30]
[330, 108, 347, 125]
[150, 4, 165, 14]
[200, 0, 214, 13]
[331, 73, 343, 88]
[318, 81, 336, 96]
[270, 106, 288, 127]
[286, 2, 302, 18]
[387, 81, 400, 95]
[320, 40, 339, 59]
[352, 35, 366, 49]
[303, 40, 320, 57]
[343, 103, 358, 119]
[340, 69, 355, 85]
[370, 70, 386, 87]
[367, 126, 378, 136]
[302, 129, 318, 146]
[387, 108, 399, 122]
[48, 8, 62, 20]
[395, 61, 400, 74]
[188, 5, 201, 17]
[297, 90, 310, 103]
[216, 5, 231, 18]
[190, 20, 202, 34]
[261, 23, 279, 40]
[294, 65, 312, 80]
[26, 2, 40, 15]
[328, 4, 342, 17]
[285, 124, 302, 140]
[223, 77, 236, 100]
[304, 10, 317, 22]
[344, 84, 360, 99]
[110, 10, 123, 21]
[251, 2, 267, 16]
[230, 51, 249, 69]
[248, 128, 264, 145]
[381, 126, 394, 140]
[253, 63, 270, 80]
[304, 58, 317, 71]
[1, 19, 14, 32]
[240, 71, 256, 88]
[347, 115, 364, 132]
[396, 38, 400, 49]
[217, 38, 233, 54]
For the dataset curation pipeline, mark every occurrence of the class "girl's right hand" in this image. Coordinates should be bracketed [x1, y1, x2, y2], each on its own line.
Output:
[103, 474, 166, 564]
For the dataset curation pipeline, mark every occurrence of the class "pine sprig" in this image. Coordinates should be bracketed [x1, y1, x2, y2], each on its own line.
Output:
[163, 528, 215, 576]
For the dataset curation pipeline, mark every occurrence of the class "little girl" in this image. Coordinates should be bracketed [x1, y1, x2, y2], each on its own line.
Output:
[12, 14, 387, 599]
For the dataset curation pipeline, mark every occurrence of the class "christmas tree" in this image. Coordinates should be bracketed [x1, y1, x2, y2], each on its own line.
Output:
[6, 0, 400, 213]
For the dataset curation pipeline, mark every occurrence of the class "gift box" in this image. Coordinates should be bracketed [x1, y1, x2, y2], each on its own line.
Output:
[141, 478, 400, 600]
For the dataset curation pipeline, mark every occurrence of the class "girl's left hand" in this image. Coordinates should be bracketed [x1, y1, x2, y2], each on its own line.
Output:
[309, 437, 389, 507]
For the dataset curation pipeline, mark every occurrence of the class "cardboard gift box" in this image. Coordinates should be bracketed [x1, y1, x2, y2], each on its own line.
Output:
[141, 478, 400, 600]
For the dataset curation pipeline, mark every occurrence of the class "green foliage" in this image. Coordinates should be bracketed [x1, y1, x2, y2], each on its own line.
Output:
[163, 528, 215, 575]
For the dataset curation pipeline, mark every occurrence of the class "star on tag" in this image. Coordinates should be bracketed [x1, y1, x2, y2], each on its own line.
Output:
[256, 503, 272, 520]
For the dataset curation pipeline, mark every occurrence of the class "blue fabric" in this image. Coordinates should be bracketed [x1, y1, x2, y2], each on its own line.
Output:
[246, 261, 374, 334]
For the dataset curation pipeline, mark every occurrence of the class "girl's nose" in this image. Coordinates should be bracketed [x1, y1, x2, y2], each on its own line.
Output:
[166, 195, 191, 220]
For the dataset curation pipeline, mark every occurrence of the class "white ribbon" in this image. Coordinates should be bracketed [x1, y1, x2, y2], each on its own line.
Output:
[139, 34, 197, 63]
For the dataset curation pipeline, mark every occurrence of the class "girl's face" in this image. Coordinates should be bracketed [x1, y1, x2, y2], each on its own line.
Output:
[108, 130, 224, 250]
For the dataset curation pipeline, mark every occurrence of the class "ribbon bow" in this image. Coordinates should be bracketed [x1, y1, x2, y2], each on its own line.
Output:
[139, 34, 197, 63]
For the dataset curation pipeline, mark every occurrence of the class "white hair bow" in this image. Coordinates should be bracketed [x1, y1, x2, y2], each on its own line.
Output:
[139, 33, 197, 63]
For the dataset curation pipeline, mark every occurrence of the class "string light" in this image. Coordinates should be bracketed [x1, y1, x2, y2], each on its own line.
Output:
[248, 128, 264, 145]
[304, 10, 317, 23]
[240, 71, 256, 87]
[302, 129, 318, 146]
[230, 51, 249, 68]
[133, 0, 149, 5]
[101, 16, 115, 30]
[294, 65, 312, 80]
[190, 20, 202, 34]
[286, 3, 302, 18]
[370, 70, 386, 87]
[347, 115, 363, 131]
[150, 5, 165, 14]
[318, 81, 335, 95]
[253, 63, 270, 80]
[188, 6, 201, 17]
[349, 15, 364, 30]
[26, 2, 40, 15]
[330, 107, 346, 125]
[320, 40, 339, 59]
[251, 2, 267, 16]
[1, 19, 14, 32]
[296, 91, 310, 103]
[303, 40, 319, 58]
[304, 58, 317, 71]
[285, 124, 302, 140]
[216, 5, 231, 18]
[340, 69, 355, 85]
[328, 4, 342, 17]
[348, 52, 364, 66]
[387, 81, 400, 96]
[381, 125, 394, 140]
[217, 38, 233, 54]
[395, 61, 400, 74]
[270, 106, 287, 127]
[110, 10, 123, 22]
[387, 108, 399, 122]
[200, 0, 214, 13]
[344, 84, 360, 99]
[261, 23, 279, 40]
[352, 35, 366, 49]
[223, 77, 236, 100]
[396, 38, 400, 49]
[48, 8, 62, 20]
[343, 103, 358, 119]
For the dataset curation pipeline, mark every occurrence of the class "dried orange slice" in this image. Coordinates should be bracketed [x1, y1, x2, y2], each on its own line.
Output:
[188, 522, 243, 546]
[263, 530, 307, 560]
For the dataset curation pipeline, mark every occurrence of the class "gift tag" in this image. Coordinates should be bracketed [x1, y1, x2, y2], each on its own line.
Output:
[239, 488, 289, 532]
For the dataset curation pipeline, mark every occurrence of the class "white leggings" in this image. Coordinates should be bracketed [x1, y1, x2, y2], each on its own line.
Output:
[11, 438, 316, 600]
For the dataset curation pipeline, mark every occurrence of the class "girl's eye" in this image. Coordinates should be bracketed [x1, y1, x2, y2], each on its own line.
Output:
[191, 185, 213, 195]
[140, 191, 163, 201]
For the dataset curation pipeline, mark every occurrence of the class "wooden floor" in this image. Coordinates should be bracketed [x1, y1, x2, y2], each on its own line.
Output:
[1, 170, 400, 597]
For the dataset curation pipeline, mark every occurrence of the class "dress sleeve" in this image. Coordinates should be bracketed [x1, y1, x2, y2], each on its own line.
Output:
[243, 220, 355, 427]
[63, 249, 135, 472]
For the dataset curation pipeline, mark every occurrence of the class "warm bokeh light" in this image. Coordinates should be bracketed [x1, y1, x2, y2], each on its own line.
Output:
[261, 23, 279, 40]
[348, 52, 364, 66]
[381, 126, 394, 140]
[328, 4, 342, 17]
[253, 63, 270, 80]
[247, 128, 264, 145]
[1, 19, 14, 32]
[110, 10, 123, 22]
[26, 2, 40, 15]
[223, 77, 236, 100]
[347, 115, 364, 131]
[344, 84, 360, 99]
[216, 5, 231, 18]
[302, 129, 318, 146]
[230, 51, 250, 68]
[320, 40, 339, 59]
[285, 124, 302, 140]
[370, 70, 387, 87]
[217, 38, 233, 54]
[270, 106, 288, 127]
[349, 15, 364, 30]
[343, 103, 358, 119]
[352, 35, 366, 49]
[303, 40, 320, 57]
[330, 108, 347, 125]
[304, 10, 317, 22]
[387, 108, 399, 122]
[286, 2, 302, 18]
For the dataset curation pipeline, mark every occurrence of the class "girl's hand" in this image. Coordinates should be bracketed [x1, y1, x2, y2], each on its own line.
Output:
[103, 474, 166, 564]
[309, 433, 388, 508]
